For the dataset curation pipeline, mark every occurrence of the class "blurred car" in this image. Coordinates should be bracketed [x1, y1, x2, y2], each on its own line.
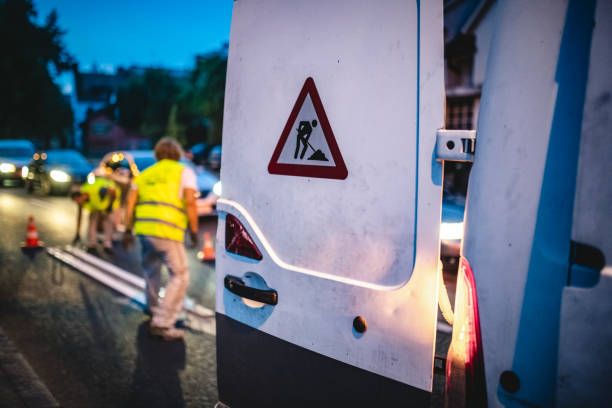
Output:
[94, 150, 221, 216]
[0, 139, 35, 187]
[183, 155, 222, 215]
[127, 150, 157, 172]
[24, 149, 92, 195]
[440, 196, 465, 271]
[206, 145, 221, 172]
[188, 143, 213, 167]
[190, 159, 221, 216]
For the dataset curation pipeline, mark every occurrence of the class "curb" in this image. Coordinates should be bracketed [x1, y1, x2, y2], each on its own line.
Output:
[0, 327, 59, 408]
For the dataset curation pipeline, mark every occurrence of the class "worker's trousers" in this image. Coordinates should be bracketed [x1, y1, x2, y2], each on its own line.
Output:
[88, 211, 113, 249]
[139, 236, 190, 329]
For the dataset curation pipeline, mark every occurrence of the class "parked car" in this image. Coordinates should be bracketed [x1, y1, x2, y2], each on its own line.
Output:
[184, 155, 221, 216]
[190, 159, 222, 216]
[188, 143, 213, 167]
[206, 145, 222, 172]
[24, 149, 92, 195]
[127, 150, 157, 172]
[0, 139, 35, 187]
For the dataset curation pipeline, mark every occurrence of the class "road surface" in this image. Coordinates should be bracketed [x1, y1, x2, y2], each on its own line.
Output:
[0, 187, 454, 407]
[0, 188, 218, 407]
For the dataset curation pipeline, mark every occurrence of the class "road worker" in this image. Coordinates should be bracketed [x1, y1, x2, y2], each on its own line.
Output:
[123, 137, 199, 341]
[71, 172, 120, 255]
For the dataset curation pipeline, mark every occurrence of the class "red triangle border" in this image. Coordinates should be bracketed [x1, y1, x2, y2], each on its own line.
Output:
[268, 77, 348, 180]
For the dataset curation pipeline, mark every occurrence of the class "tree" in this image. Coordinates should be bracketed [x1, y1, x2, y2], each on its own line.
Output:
[0, 0, 74, 147]
[181, 44, 228, 146]
[116, 44, 228, 148]
[117, 68, 182, 143]
[165, 103, 186, 146]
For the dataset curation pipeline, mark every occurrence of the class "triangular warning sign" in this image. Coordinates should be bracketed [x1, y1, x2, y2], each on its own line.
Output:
[268, 77, 348, 179]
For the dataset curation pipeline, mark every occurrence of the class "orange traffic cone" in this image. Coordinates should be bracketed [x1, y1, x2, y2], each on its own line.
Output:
[198, 232, 215, 262]
[21, 215, 43, 251]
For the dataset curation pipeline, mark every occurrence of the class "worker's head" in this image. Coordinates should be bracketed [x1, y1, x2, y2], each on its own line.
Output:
[71, 190, 89, 206]
[154, 137, 184, 162]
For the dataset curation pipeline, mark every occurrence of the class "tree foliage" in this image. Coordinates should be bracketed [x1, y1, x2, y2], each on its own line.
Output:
[181, 44, 228, 146]
[116, 44, 228, 148]
[117, 68, 182, 142]
[0, 0, 74, 147]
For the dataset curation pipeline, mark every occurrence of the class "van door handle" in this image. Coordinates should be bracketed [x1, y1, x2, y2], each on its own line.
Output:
[224, 275, 278, 306]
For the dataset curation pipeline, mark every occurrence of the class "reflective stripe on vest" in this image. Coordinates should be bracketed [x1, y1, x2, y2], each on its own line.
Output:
[134, 159, 187, 242]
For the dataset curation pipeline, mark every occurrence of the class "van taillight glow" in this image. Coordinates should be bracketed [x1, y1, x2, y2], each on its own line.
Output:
[445, 256, 486, 406]
[225, 214, 263, 260]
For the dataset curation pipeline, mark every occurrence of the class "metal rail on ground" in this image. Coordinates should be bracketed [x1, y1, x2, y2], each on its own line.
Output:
[46, 246, 215, 335]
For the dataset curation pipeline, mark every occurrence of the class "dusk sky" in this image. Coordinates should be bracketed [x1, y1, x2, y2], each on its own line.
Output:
[35, 0, 233, 73]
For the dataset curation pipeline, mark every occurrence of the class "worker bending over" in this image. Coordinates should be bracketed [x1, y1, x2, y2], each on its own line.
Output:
[124, 137, 199, 341]
[71, 173, 119, 255]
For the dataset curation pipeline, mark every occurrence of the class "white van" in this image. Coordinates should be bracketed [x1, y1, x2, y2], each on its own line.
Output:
[445, 1, 612, 407]
[215, 1, 446, 406]
[214, 0, 611, 407]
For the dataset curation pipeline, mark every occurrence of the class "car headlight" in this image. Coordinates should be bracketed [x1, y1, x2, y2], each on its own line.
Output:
[87, 173, 95, 184]
[0, 163, 16, 173]
[50, 169, 71, 183]
[21, 166, 28, 179]
[213, 181, 222, 196]
[440, 222, 464, 241]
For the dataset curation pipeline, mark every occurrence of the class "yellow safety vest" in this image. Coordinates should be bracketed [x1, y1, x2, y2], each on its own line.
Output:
[134, 159, 187, 242]
[80, 177, 119, 212]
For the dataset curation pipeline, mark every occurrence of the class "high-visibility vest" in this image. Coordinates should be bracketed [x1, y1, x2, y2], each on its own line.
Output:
[80, 177, 119, 212]
[134, 159, 187, 242]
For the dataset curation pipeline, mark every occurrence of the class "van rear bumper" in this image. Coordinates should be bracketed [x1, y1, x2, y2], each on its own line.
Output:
[216, 312, 431, 407]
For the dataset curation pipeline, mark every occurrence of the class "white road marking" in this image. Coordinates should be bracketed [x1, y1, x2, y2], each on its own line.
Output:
[47, 247, 216, 336]
[66, 246, 146, 289]
[29, 199, 53, 209]
[65, 245, 215, 318]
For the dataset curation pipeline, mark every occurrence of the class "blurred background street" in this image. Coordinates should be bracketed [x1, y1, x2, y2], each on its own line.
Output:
[0, 0, 484, 406]
[0, 188, 219, 407]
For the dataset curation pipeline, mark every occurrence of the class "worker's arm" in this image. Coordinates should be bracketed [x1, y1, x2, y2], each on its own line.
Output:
[122, 188, 138, 249]
[105, 188, 117, 214]
[184, 187, 199, 247]
[124, 188, 138, 231]
[73, 205, 82, 244]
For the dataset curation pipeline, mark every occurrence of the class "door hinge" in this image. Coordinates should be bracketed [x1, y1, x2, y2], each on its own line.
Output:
[435, 129, 476, 162]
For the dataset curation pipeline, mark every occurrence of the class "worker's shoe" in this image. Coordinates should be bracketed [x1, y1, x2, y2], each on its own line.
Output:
[149, 325, 185, 341]
[103, 247, 114, 256]
[86, 247, 97, 255]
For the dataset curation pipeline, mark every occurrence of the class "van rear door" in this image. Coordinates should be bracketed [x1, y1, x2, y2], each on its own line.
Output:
[216, 1, 445, 406]
[454, 1, 612, 406]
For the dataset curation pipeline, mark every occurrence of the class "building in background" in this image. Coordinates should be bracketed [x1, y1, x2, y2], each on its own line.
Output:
[58, 65, 187, 156]
[444, 0, 496, 131]
[442, 0, 496, 199]
[82, 109, 150, 158]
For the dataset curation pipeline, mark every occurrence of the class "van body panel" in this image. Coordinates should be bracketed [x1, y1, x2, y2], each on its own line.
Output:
[216, 0, 445, 399]
[557, 0, 612, 405]
[462, 1, 568, 405]
[216, 312, 430, 407]
[222, 0, 423, 286]
[462, 0, 610, 405]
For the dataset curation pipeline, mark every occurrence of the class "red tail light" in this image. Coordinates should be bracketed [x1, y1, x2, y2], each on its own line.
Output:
[225, 214, 263, 260]
[445, 256, 486, 407]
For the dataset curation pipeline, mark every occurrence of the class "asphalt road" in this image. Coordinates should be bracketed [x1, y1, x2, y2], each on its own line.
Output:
[0, 187, 219, 407]
[0, 187, 455, 407]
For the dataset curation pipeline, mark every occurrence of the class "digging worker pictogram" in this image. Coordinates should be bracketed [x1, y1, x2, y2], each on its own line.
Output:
[294, 119, 318, 159]
[123, 137, 199, 341]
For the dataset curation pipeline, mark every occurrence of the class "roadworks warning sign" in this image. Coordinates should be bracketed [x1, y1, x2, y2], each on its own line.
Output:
[268, 77, 348, 179]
